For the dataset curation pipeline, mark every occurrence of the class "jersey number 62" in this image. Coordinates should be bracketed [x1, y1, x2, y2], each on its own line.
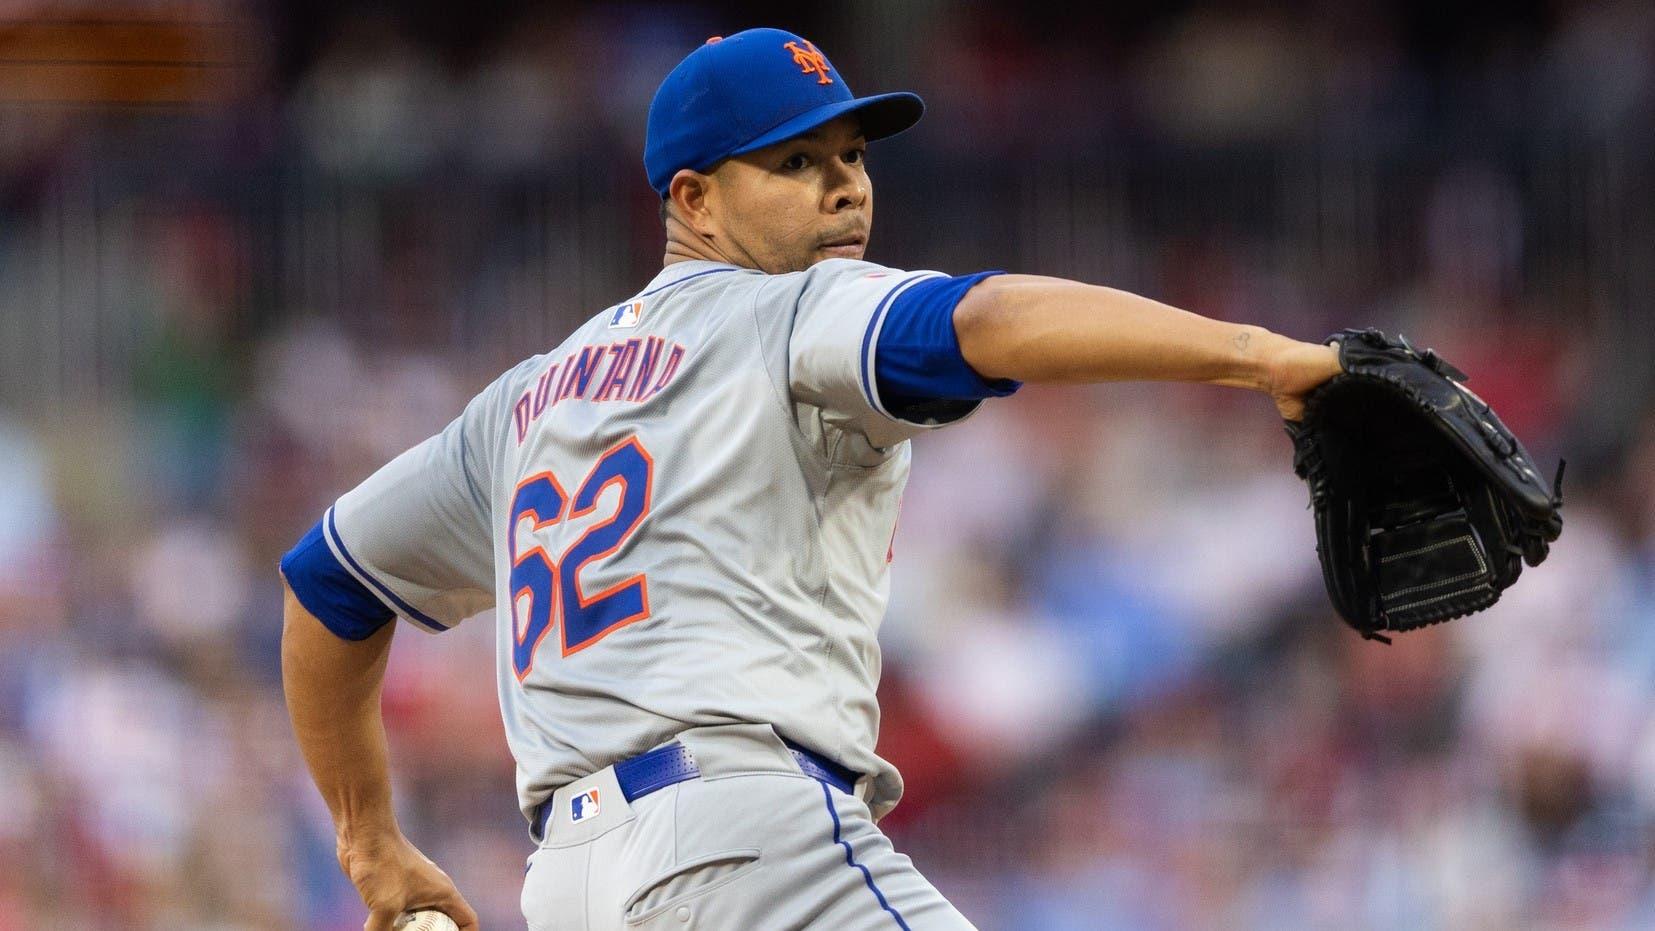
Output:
[507, 437, 653, 679]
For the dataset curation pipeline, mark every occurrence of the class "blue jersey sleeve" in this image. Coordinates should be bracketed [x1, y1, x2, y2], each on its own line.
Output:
[873, 271, 1021, 420]
[279, 518, 395, 641]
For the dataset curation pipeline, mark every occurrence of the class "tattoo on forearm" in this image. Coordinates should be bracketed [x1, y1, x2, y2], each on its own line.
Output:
[1233, 331, 1251, 351]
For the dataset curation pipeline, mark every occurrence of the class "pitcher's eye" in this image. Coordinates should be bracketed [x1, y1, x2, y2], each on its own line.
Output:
[782, 153, 809, 171]
[845, 147, 865, 165]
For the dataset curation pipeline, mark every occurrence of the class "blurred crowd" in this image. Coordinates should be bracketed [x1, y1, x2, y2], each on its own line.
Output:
[2, 1, 1654, 928]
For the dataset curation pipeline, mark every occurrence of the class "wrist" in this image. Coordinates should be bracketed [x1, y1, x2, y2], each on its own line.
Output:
[335, 814, 403, 853]
[1228, 325, 1288, 392]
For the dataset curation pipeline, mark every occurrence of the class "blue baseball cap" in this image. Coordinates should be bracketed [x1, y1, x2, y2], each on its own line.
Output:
[644, 28, 924, 198]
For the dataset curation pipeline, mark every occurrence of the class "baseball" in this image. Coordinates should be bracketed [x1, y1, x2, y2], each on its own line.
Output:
[393, 911, 459, 931]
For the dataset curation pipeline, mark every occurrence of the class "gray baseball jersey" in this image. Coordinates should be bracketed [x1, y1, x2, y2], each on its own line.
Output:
[323, 258, 984, 824]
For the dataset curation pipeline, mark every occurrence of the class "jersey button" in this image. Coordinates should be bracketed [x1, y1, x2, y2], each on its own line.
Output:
[675, 905, 691, 922]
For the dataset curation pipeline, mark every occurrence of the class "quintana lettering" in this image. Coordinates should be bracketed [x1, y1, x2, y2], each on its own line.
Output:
[513, 338, 688, 444]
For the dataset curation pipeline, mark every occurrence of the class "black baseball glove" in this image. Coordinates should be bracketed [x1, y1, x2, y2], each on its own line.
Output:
[1285, 329, 1564, 642]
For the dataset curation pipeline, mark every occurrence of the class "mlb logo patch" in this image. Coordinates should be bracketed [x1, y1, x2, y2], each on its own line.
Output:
[608, 301, 643, 328]
[570, 787, 600, 823]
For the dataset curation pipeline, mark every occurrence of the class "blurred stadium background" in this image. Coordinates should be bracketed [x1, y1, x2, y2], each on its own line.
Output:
[2, 0, 1653, 927]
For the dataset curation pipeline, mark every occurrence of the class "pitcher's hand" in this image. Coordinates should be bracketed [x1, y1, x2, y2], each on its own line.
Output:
[1263, 338, 1343, 421]
[337, 830, 481, 931]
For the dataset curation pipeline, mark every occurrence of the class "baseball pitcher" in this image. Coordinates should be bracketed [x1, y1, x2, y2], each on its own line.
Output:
[280, 28, 1344, 930]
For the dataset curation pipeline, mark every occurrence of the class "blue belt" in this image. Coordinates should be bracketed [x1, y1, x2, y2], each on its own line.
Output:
[533, 739, 858, 839]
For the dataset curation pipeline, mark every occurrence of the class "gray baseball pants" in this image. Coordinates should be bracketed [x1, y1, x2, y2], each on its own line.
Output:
[520, 723, 977, 930]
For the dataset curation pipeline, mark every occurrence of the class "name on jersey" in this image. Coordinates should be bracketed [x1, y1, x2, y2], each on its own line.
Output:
[512, 336, 687, 444]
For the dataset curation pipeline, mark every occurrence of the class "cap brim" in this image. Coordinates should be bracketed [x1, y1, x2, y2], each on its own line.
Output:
[724, 92, 924, 163]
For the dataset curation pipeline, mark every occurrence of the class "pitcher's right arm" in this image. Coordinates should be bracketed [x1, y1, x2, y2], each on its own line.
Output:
[952, 274, 1341, 420]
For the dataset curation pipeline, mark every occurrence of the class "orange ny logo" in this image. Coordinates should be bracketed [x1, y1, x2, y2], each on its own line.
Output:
[784, 40, 833, 85]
